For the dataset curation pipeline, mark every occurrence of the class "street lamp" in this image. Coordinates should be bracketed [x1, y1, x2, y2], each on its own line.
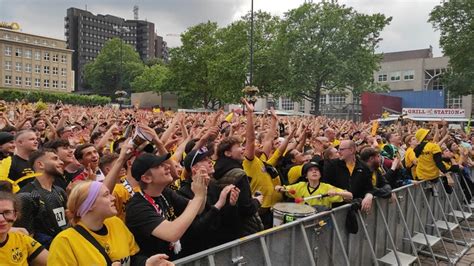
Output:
[249, 0, 254, 86]
[113, 25, 130, 98]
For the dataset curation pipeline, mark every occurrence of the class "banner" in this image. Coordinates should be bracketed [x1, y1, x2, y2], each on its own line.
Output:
[402, 108, 466, 118]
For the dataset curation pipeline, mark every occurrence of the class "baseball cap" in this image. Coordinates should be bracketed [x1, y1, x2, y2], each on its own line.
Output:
[183, 147, 211, 172]
[0, 132, 14, 145]
[131, 153, 171, 181]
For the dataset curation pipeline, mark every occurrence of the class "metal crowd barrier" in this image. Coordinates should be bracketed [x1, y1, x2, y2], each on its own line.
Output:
[173, 173, 474, 266]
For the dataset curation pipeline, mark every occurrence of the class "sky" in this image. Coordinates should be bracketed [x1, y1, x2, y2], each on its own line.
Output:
[0, 0, 444, 56]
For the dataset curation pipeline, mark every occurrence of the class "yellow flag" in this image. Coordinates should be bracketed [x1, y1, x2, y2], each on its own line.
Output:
[371, 120, 379, 136]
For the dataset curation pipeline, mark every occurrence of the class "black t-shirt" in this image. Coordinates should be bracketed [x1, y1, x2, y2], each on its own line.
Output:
[15, 180, 68, 248]
[125, 187, 189, 260]
[8, 155, 35, 188]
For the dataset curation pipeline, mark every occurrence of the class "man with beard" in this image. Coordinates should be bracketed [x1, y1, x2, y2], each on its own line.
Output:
[43, 139, 81, 191]
[359, 147, 394, 199]
[15, 149, 68, 248]
[0, 132, 15, 159]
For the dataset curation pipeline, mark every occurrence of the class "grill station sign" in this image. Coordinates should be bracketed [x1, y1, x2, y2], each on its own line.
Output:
[402, 108, 466, 118]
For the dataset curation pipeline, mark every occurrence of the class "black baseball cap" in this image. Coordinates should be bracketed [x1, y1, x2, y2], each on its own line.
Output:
[0, 132, 14, 145]
[131, 153, 171, 181]
[183, 147, 211, 172]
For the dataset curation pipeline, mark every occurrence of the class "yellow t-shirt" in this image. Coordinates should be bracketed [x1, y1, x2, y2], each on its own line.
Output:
[284, 182, 344, 208]
[113, 183, 131, 221]
[260, 149, 282, 167]
[287, 165, 304, 185]
[0, 232, 44, 265]
[416, 142, 443, 181]
[47, 216, 140, 266]
[243, 157, 282, 208]
[404, 147, 417, 179]
[332, 139, 341, 148]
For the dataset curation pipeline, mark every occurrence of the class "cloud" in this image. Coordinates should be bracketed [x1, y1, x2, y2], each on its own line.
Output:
[0, 0, 443, 55]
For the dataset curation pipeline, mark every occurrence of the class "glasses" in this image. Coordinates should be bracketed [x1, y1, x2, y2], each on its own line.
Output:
[190, 147, 209, 168]
[0, 210, 16, 220]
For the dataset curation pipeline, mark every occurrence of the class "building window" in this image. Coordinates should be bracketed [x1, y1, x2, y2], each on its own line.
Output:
[34, 51, 41, 60]
[446, 91, 463, 109]
[15, 48, 22, 57]
[61, 55, 67, 63]
[390, 72, 401, 81]
[25, 49, 32, 59]
[34, 78, 40, 87]
[328, 94, 346, 105]
[25, 77, 31, 87]
[61, 80, 67, 89]
[281, 97, 294, 111]
[43, 79, 49, 87]
[61, 68, 66, 76]
[25, 63, 32, 73]
[52, 80, 58, 88]
[5, 61, 11, 70]
[52, 54, 58, 62]
[4, 46, 12, 56]
[43, 52, 50, 61]
[5, 75, 12, 85]
[403, 70, 414, 80]
[299, 100, 305, 113]
[15, 76, 22, 86]
[35, 65, 41, 74]
[378, 74, 387, 82]
[15, 62, 22, 72]
[52, 67, 58, 75]
[43, 66, 50, 74]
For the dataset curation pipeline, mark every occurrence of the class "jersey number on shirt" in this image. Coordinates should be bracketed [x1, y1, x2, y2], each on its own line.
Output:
[53, 207, 66, 227]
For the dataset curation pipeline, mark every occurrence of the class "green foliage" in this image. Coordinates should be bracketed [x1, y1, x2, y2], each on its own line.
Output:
[131, 64, 170, 92]
[429, 1, 474, 96]
[0, 89, 110, 105]
[167, 22, 222, 108]
[275, 2, 391, 114]
[84, 38, 145, 94]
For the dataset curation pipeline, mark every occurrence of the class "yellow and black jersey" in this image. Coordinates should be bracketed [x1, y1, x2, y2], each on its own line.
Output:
[284, 182, 344, 208]
[243, 156, 282, 208]
[48, 216, 140, 266]
[0, 232, 45, 265]
[416, 142, 443, 181]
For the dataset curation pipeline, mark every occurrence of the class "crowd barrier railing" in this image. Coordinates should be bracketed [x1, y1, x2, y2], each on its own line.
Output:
[173, 172, 474, 266]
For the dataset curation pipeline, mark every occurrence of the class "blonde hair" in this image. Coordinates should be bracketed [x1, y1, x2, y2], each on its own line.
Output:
[66, 181, 93, 225]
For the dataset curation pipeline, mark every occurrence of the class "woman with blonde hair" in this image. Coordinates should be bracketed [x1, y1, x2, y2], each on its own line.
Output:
[0, 191, 48, 265]
[48, 181, 173, 265]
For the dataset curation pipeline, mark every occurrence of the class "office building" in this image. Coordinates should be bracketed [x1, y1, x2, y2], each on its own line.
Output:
[0, 27, 74, 92]
[65, 7, 168, 91]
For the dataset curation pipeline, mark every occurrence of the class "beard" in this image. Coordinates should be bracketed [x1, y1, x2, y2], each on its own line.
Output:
[45, 164, 64, 177]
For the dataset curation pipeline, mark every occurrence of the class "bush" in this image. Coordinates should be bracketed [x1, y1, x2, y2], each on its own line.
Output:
[0, 88, 111, 106]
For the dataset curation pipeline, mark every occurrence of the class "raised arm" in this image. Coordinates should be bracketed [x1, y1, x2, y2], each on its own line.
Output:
[242, 98, 255, 160]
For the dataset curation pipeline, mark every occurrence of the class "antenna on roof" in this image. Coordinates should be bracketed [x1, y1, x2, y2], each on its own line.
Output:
[133, 5, 139, 20]
[85, 4, 88, 11]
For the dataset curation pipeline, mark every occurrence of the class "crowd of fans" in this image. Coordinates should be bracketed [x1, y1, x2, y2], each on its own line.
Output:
[0, 98, 473, 265]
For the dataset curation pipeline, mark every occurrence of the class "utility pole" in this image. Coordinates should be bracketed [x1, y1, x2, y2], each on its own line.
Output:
[249, 0, 254, 86]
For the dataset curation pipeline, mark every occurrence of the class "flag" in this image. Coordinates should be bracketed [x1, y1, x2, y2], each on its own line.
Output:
[371, 120, 379, 136]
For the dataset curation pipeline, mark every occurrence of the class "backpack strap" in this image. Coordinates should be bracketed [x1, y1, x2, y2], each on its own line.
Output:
[73, 225, 113, 266]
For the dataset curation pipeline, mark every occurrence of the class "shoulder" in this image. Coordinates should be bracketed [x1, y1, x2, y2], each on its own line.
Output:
[104, 216, 127, 229]
[19, 183, 35, 193]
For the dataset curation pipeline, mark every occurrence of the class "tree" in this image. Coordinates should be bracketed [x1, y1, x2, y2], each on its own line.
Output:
[84, 38, 145, 95]
[131, 64, 169, 92]
[167, 22, 221, 108]
[429, 1, 474, 96]
[212, 11, 283, 102]
[275, 2, 391, 115]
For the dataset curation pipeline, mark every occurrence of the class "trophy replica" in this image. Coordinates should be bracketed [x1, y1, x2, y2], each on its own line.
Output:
[241, 85, 259, 105]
